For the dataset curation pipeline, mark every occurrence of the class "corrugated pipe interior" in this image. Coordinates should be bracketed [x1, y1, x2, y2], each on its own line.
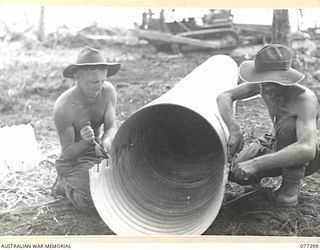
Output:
[89, 55, 239, 235]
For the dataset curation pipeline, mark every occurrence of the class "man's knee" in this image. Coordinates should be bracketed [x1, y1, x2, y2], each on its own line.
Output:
[305, 144, 320, 176]
[52, 175, 66, 197]
[63, 172, 97, 214]
[235, 137, 272, 164]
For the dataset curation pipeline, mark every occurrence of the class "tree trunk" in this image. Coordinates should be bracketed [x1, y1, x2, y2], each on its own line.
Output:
[38, 6, 45, 42]
[271, 9, 292, 46]
[272, 10, 303, 71]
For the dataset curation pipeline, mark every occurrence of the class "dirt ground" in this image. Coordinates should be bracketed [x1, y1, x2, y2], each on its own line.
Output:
[0, 34, 320, 237]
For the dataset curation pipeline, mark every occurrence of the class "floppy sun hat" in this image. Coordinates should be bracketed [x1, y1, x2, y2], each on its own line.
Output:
[239, 44, 305, 86]
[63, 46, 121, 78]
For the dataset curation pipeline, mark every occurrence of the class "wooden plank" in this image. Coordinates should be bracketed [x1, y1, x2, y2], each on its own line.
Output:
[134, 28, 237, 49]
[234, 23, 272, 35]
[178, 27, 237, 38]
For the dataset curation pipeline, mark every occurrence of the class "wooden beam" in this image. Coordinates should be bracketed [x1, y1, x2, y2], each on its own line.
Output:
[134, 28, 237, 49]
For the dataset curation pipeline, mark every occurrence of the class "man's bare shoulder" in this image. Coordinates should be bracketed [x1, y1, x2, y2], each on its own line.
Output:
[102, 81, 116, 100]
[54, 86, 76, 106]
[294, 84, 319, 113]
[53, 87, 76, 123]
[102, 81, 116, 93]
[296, 84, 318, 102]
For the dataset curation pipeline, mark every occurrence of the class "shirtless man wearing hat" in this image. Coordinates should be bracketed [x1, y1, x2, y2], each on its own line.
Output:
[52, 46, 121, 213]
[217, 44, 319, 206]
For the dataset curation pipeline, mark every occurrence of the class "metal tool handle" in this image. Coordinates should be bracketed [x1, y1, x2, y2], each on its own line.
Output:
[86, 121, 109, 159]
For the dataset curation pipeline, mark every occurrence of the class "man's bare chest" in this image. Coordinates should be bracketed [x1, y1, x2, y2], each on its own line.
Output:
[72, 100, 107, 132]
[263, 95, 295, 121]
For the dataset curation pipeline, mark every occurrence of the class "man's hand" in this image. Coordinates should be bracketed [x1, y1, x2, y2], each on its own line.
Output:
[94, 142, 109, 158]
[80, 122, 95, 144]
[228, 130, 245, 157]
[229, 160, 259, 185]
[94, 137, 112, 158]
[102, 137, 112, 154]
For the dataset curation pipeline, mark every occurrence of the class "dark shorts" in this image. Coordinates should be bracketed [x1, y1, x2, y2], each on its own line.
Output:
[55, 150, 102, 214]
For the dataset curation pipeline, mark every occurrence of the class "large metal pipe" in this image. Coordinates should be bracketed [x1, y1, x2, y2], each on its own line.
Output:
[89, 55, 238, 235]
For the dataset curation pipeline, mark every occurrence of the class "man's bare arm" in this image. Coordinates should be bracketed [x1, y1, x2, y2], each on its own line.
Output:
[53, 106, 92, 159]
[216, 82, 260, 155]
[236, 92, 318, 175]
[101, 83, 117, 153]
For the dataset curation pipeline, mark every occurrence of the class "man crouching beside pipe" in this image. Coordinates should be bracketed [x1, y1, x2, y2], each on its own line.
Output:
[217, 44, 320, 207]
[52, 46, 120, 214]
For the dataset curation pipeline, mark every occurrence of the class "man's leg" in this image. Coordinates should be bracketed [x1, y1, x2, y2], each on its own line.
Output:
[275, 167, 305, 206]
[305, 143, 320, 176]
[52, 173, 66, 197]
[53, 158, 98, 214]
[52, 158, 73, 197]
[229, 134, 281, 186]
[63, 164, 97, 214]
[274, 118, 305, 206]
